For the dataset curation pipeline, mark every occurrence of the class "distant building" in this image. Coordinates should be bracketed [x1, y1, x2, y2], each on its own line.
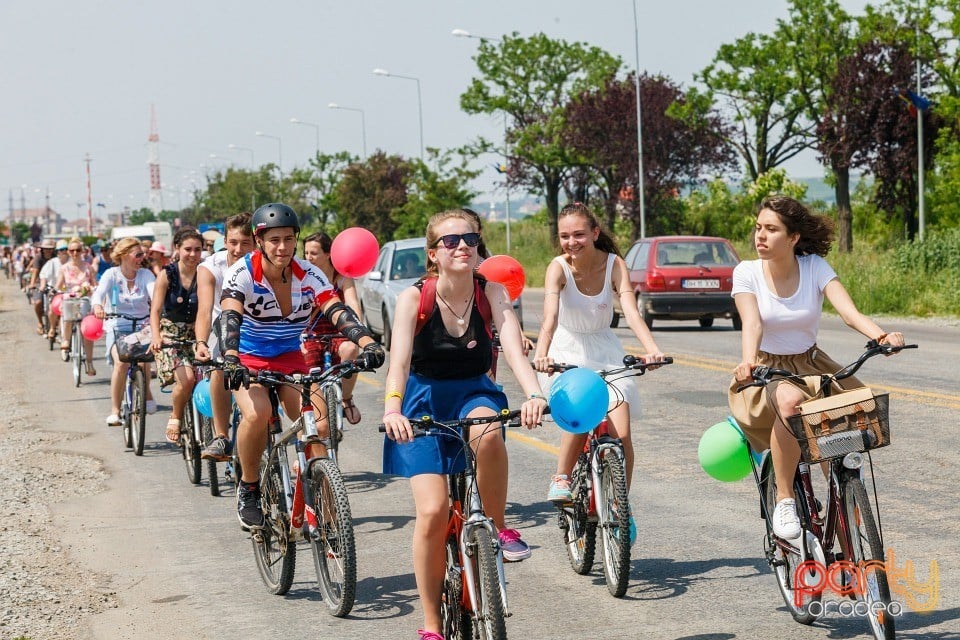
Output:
[8, 207, 65, 237]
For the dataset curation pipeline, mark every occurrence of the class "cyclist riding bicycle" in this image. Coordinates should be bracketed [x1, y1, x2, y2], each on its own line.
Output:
[532, 203, 663, 542]
[728, 195, 904, 540]
[55, 237, 98, 373]
[380, 209, 546, 640]
[30, 239, 66, 339]
[149, 227, 204, 444]
[194, 212, 255, 461]
[218, 203, 384, 530]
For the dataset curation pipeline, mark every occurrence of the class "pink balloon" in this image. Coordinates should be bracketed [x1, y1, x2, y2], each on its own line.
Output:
[50, 293, 63, 316]
[478, 255, 526, 301]
[330, 228, 379, 278]
[81, 314, 105, 341]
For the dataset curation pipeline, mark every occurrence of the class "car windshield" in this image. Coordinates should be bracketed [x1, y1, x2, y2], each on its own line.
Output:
[390, 248, 426, 281]
[655, 242, 738, 267]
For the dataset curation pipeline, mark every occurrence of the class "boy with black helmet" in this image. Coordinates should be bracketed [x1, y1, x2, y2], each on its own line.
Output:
[220, 202, 384, 529]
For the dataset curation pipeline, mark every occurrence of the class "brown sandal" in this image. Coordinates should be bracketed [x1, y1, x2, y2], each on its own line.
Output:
[342, 398, 361, 425]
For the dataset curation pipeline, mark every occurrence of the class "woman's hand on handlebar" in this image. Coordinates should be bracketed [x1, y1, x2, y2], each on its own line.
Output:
[194, 341, 211, 362]
[382, 411, 414, 444]
[733, 361, 756, 384]
[532, 354, 555, 374]
[640, 350, 667, 370]
[93, 304, 105, 320]
[879, 332, 905, 351]
[520, 396, 547, 429]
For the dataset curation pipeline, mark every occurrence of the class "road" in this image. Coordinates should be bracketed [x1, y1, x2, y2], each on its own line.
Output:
[8, 280, 958, 640]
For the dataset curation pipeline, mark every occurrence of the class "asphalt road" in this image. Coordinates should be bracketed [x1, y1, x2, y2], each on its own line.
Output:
[11, 280, 958, 640]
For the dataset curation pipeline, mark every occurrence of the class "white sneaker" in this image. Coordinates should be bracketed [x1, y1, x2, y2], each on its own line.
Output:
[145, 400, 158, 414]
[772, 498, 802, 539]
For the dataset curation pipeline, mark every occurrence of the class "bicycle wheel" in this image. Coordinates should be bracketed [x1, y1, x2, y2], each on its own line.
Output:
[252, 450, 296, 595]
[72, 328, 82, 387]
[181, 397, 201, 485]
[597, 451, 631, 597]
[131, 368, 147, 456]
[308, 458, 356, 616]
[441, 533, 471, 640]
[763, 458, 821, 624]
[323, 382, 343, 457]
[121, 377, 134, 449]
[466, 526, 507, 640]
[201, 416, 220, 496]
[562, 457, 596, 575]
[842, 477, 895, 640]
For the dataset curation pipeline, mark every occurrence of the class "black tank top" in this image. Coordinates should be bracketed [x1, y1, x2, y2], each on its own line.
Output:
[411, 298, 493, 379]
[162, 263, 198, 323]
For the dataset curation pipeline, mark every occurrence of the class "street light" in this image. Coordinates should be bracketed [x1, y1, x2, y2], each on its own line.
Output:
[227, 143, 256, 169]
[289, 117, 320, 156]
[372, 67, 424, 161]
[452, 28, 514, 251]
[632, 0, 647, 238]
[328, 103, 367, 158]
[254, 131, 283, 172]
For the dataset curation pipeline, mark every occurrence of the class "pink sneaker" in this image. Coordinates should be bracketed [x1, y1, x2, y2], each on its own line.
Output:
[498, 528, 531, 562]
[417, 630, 444, 640]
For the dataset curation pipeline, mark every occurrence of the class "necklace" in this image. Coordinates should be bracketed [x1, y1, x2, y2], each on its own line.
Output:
[437, 291, 474, 326]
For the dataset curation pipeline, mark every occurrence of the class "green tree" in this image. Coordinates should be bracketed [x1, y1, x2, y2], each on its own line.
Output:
[11, 222, 29, 244]
[460, 32, 621, 238]
[692, 31, 810, 182]
[778, 0, 859, 251]
[194, 165, 305, 223]
[305, 151, 358, 232]
[335, 152, 414, 242]
[127, 208, 156, 225]
[394, 149, 480, 238]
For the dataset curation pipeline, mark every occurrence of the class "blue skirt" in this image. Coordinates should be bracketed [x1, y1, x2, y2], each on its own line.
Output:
[382, 373, 508, 477]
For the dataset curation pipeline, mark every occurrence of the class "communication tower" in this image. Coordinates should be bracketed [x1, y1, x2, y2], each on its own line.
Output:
[148, 105, 163, 213]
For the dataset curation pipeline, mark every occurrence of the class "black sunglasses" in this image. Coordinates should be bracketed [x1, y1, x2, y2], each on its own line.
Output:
[435, 233, 481, 250]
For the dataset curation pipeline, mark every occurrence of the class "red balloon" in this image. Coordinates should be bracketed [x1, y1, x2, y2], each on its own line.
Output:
[50, 293, 63, 316]
[330, 228, 379, 278]
[81, 314, 105, 341]
[478, 255, 526, 301]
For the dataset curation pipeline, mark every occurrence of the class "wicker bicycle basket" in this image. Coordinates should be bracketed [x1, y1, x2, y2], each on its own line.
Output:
[786, 387, 890, 464]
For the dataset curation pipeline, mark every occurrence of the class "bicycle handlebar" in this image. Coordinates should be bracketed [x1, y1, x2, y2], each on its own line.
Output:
[240, 359, 369, 388]
[103, 312, 149, 323]
[544, 355, 674, 377]
[735, 341, 918, 393]
[377, 408, 535, 435]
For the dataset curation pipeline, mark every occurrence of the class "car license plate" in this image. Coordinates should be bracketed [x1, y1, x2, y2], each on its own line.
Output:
[682, 279, 720, 289]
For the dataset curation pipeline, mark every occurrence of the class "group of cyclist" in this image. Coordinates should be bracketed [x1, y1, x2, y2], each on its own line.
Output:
[15, 193, 905, 640]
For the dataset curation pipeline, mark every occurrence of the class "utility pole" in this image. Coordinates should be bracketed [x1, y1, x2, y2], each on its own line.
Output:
[85, 153, 93, 236]
[916, 0, 925, 241]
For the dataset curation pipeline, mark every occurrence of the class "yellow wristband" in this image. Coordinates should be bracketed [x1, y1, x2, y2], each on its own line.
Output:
[385, 390, 403, 402]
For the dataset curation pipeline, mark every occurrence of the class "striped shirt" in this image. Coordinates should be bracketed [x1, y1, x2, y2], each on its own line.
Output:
[221, 252, 335, 358]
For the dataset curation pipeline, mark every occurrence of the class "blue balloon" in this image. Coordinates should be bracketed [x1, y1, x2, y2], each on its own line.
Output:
[548, 368, 608, 434]
[193, 379, 214, 418]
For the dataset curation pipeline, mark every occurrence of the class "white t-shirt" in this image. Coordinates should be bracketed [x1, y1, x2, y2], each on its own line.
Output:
[731, 254, 837, 355]
[39, 257, 63, 285]
[198, 251, 229, 319]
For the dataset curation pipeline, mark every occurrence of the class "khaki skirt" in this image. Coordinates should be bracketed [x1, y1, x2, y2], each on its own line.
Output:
[727, 344, 863, 452]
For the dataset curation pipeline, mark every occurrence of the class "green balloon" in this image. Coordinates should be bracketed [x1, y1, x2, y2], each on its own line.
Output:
[698, 420, 752, 482]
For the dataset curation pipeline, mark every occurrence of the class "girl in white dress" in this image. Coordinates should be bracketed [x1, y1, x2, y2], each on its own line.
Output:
[533, 203, 664, 537]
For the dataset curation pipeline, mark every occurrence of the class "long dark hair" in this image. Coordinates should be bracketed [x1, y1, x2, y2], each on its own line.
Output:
[759, 195, 834, 257]
[303, 231, 338, 280]
[557, 202, 621, 257]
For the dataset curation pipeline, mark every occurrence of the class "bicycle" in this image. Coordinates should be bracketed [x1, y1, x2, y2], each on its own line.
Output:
[161, 338, 208, 486]
[61, 295, 92, 387]
[547, 355, 673, 598]
[735, 340, 916, 640]
[379, 409, 528, 640]
[234, 360, 368, 617]
[107, 313, 153, 455]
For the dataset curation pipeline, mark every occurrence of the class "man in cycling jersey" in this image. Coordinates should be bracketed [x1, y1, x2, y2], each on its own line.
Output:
[219, 203, 385, 529]
[194, 212, 255, 461]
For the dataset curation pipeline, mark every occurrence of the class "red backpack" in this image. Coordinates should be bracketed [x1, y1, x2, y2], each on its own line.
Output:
[414, 274, 493, 339]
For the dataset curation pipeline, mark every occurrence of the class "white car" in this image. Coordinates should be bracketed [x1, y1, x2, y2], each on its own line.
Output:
[358, 237, 523, 350]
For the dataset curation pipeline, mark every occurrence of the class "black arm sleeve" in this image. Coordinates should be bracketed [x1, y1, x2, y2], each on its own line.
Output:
[218, 309, 243, 354]
[327, 301, 373, 344]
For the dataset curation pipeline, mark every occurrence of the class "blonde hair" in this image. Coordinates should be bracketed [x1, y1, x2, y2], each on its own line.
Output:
[424, 209, 479, 277]
[68, 236, 83, 250]
[111, 237, 142, 264]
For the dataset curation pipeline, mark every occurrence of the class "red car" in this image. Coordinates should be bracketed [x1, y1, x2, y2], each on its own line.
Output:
[622, 235, 742, 330]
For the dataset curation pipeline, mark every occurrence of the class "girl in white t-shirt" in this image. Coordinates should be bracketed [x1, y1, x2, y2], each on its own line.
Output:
[728, 195, 904, 540]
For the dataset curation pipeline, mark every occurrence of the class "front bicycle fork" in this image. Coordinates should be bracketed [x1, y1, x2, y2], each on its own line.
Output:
[460, 476, 511, 618]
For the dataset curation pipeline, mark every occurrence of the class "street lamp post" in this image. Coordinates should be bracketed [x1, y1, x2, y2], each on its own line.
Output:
[915, 0, 925, 242]
[289, 117, 320, 156]
[452, 29, 512, 252]
[328, 103, 367, 158]
[254, 131, 283, 172]
[227, 143, 255, 169]
[632, 0, 647, 238]
[372, 68, 424, 161]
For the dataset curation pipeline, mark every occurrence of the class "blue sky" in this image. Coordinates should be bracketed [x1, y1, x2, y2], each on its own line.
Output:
[1, 0, 870, 219]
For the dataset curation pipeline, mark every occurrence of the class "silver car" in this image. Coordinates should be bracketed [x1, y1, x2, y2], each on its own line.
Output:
[358, 237, 524, 350]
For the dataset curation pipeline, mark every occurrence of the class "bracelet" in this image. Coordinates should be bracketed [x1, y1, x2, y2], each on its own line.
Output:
[383, 410, 401, 419]
[385, 390, 403, 402]
[196, 340, 208, 347]
[528, 393, 546, 401]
